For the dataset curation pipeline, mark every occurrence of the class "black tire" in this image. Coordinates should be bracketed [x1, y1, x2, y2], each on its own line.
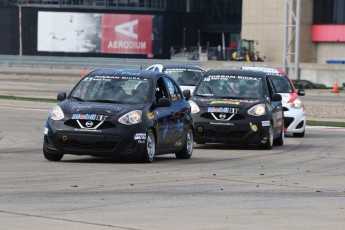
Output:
[175, 128, 194, 159]
[43, 148, 63, 161]
[260, 124, 273, 150]
[141, 130, 156, 163]
[293, 130, 305, 138]
[274, 128, 284, 146]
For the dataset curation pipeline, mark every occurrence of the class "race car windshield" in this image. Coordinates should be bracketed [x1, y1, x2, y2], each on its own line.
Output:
[194, 75, 264, 99]
[270, 75, 294, 93]
[69, 75, 152, 104]
[164, 69, 204, 86]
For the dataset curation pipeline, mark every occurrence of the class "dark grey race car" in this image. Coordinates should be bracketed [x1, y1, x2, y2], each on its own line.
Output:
[43, 68, 194, 163]
[186, 68, 284, 149]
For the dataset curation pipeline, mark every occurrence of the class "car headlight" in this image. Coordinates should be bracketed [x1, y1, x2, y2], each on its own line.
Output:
[248, 103, 266, 116]
[118, 110, 142, 125]
[50, 105, 64, 120]
[291, 98, 303, 109]
[189, 100, 200, 114]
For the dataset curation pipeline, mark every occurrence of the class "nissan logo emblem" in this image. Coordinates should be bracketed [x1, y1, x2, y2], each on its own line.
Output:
[219, 114, 226, 119]
[85, 121, 93, 128]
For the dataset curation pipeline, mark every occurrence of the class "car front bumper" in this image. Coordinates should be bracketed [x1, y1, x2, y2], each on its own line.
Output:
[193, 117, 271, 145]
[283, 108, 306, 133]
[43, 119, 147, 158]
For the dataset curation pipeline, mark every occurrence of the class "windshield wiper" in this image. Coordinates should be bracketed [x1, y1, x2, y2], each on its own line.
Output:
[88, 99, 122, 104]
[218, 96, 238, 99]
[69, 96, 83, 101]
[192, 93, 208, 97]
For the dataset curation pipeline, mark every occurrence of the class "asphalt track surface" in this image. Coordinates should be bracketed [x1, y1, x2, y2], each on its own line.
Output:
[1, 100, 345, 229]
[1, 69, 345, 229]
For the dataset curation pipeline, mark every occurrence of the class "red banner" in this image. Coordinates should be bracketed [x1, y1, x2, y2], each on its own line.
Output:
[312, 25, 345, 42]
[101, 14, 153, 54]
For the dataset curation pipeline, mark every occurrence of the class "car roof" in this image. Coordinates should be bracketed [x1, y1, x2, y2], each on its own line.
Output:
[241, 67, 279, 73]
[88, 68, 164, 78]
[241, 67, 288, 75]
[148, 63, 205, 70]
[205, 68, 268, 78]
[240, 67, 298, 92]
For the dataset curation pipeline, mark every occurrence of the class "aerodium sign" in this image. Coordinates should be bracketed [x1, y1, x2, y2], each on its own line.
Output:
[101, 14, 153, 54]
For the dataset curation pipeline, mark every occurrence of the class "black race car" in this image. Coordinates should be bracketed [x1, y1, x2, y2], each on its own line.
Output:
[146, 63, 205, 93]
[186, 69, 284, 149]
[43, 69, 194, 163]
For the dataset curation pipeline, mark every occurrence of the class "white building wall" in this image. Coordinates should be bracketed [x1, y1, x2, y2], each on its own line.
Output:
[316, 43, 345, 63]
[242, 0, 316, 63]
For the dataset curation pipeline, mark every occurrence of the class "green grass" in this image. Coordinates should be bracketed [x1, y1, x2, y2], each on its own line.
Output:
[1, 95, 345, 127]
[0, 95, 58, 103]
[306, 120, 345, 127]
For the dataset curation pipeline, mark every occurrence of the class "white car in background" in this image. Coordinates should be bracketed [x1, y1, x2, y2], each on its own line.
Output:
[241, 67, 306, 137]
[146, 64, 205, 92]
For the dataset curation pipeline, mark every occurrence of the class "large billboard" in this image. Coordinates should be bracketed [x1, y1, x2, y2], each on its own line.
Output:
[37, 12, 162, 56]
[101, 14, 152, 54]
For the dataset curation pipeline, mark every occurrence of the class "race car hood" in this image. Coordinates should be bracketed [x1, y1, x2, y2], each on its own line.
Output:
[191, 96, 263, 109]
[59, 100, 145, 116]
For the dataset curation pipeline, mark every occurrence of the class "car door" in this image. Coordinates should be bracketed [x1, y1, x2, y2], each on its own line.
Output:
[266, 76, 284, 137]
[162, 77, 188, 148]
[153, 76, 175, 150]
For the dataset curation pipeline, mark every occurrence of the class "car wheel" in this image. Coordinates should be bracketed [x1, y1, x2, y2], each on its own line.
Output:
[141, 130, 156, 163]
[274, 127, 284, 146]
[293, 130, 305, 138]
[175, 128, 194, 159]
[43, 148, 63, 161]
[260, 124, 273, 150]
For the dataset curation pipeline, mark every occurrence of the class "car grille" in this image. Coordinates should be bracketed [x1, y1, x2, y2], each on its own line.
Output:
[196, 125, 248, 139]
[201, 130, 248, 138]
[200, 112, 245, 121]
[58, 139, 118, 151]
[57, 134, 118, 151]
[64, 120, 116, 129]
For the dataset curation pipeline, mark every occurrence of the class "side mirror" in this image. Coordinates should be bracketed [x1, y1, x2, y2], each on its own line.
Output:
[57, 92, 66, 101]
[297, 89, 305, 96]
[156, 97, 171, 107]
[183, 89, 191, 100]
[271, 93, 282, 102]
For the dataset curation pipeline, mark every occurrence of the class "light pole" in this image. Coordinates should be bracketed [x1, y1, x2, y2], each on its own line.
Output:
[19, 6, 22, 56]
[283, 0, 301, 80]
[183, 27, 186, 51]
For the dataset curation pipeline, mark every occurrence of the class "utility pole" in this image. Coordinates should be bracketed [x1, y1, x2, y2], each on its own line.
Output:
[283, 0, 301, 79]
[19, 5, 22, 56]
